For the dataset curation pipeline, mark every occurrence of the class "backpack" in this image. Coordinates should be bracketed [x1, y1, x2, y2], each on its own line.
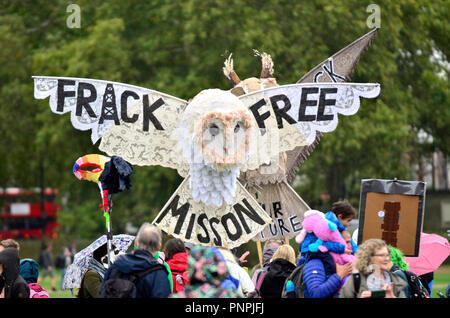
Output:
[99, 264, 166, 298]
[19, 259, 39, 284]
[400, 270, 430, 299]
[281, 263, 306, 298]
[247, 270, 266, 298]
[28, 283, 50, 298]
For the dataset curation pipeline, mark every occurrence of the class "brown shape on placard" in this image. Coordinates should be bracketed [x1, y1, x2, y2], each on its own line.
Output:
[381, 201, 401, 246]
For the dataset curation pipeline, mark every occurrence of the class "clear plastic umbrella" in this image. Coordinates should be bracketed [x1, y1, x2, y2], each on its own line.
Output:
[62, 234, 135, 292]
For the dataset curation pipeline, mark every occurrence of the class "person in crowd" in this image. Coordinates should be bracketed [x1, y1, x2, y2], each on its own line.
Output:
[184, 242, 194, 254]
[164, 238, 189, 293]
[230, 248, 250, 267]
[419, 272, 434, 296]
[0, 247, 30, 298]
[251, 239, 282, 286]
[0, 239, 20, 253]
[77, 243, 117, 298]
[99, 223, 171, 298]
[171, 246, 240, 298]
[56, 246, 74, 290]
[19, 258, 49, 298]
[339, 239, 408, 298]
[38, 242, 57, 291]
[69, 242, 77, 256]
[388, 245, 411, 297]
[217, 247, 255, 297]
[259, 244, 297, 298]
[325, 200, 358, 254]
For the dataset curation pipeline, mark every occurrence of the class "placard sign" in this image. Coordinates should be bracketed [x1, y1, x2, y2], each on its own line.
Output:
[153, 177, 272, 249]
[358, 179, 426, 256]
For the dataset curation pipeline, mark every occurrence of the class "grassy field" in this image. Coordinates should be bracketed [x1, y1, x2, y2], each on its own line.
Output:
[40, 265, 450, 299]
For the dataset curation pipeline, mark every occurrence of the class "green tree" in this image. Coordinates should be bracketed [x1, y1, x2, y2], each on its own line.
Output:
[0, 0, 447, 240]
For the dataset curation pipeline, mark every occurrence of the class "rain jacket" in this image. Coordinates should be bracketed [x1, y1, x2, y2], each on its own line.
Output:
[99, 249, 171, 298]
[303, 253, 342, 298]
[0, 248, 30, 298]
[259, 258, 296, 298]
[166, 252, 189, 293]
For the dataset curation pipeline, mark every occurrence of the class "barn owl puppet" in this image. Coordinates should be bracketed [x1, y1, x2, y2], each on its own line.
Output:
[33, 30, 380, 249]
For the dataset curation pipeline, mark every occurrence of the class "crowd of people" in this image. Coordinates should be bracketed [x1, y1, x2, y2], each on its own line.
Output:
[0, 200, 448, 299]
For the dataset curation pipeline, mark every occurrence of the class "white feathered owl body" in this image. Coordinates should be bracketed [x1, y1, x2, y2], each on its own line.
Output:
[175, 89, 254, 207]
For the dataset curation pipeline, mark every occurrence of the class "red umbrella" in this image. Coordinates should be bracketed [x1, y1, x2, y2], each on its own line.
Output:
[405, 232, 450, 276]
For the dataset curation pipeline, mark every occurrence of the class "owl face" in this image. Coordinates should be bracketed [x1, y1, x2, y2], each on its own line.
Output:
[198, 109, 253, 168]
[179, 88, 255, 170]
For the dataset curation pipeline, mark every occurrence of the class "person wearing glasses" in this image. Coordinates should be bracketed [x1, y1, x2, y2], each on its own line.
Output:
[339, 239, 408, 298]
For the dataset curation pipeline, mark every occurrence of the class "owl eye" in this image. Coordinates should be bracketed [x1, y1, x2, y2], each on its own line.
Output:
[209, 123, 220, 136]
[234, 122, 242, 133]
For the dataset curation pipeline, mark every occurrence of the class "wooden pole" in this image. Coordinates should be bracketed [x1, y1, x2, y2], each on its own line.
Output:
[256, 240, 263, 267]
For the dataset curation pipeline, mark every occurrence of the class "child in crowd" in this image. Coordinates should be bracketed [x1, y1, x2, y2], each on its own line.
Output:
[325, 200, 358, 254]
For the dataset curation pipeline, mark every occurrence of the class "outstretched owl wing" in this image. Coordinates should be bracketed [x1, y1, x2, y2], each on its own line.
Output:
[238, 82, 380, 171]
[286, 28, 379, 183]
[33, 76, 189, 174]
[237, 28, 379, 175]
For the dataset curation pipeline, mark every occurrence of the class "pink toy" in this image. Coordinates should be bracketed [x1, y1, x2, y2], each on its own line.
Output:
[296, 210, 354, 265]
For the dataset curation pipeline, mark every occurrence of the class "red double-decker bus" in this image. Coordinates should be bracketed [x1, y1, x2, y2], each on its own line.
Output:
[0, 187, 59, 239]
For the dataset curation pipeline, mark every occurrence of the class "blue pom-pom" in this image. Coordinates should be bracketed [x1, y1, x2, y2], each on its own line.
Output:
[328, 221, 337, 231]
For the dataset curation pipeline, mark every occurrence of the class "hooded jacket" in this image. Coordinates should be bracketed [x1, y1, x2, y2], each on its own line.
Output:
[99, 249, 170, 298]
[0, 248, 30, 298]
[166, 252, 189, 293]
[251, 244, 279, 286]
[259, 258, 296, 298]
[303, 256, 342, 298]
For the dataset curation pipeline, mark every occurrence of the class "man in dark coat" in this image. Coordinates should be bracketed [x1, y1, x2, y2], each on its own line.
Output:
[99, 223, 170, 298]
[0, 247, 30, 298]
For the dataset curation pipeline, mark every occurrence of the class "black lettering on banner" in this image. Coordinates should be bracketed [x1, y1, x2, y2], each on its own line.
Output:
[269, 223, 278, 236]
[76, 82, 97, 118]
[57, 80, 75, 112]
[273, 201, 283, 218]
[99, 84, 120, 125]
[259, 203, 266, 212]
[154, 195, 190, 235]
[143, 95, 164, 131]
[249, 99, 271, 132]
[185, 213, 196, 240]
[197, 213, 210, 244]
[322, 58, 345, 83]
[221, 213, 242, 241]
[313, 71, 323, 83]
[298, 87, 318, 122]
[269, 94, 296, 129]
[233, 199, 266, 234]
[277, 218, 290, 236]
[289, 215, 302, 233]
[209, 217, 222, 246]
[317, 88, 337, 121]
[120, 90, 139, 123]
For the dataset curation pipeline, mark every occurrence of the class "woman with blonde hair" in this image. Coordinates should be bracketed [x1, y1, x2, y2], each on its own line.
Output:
[259, 244, 297, 298]
[340, 239, 408, 298]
